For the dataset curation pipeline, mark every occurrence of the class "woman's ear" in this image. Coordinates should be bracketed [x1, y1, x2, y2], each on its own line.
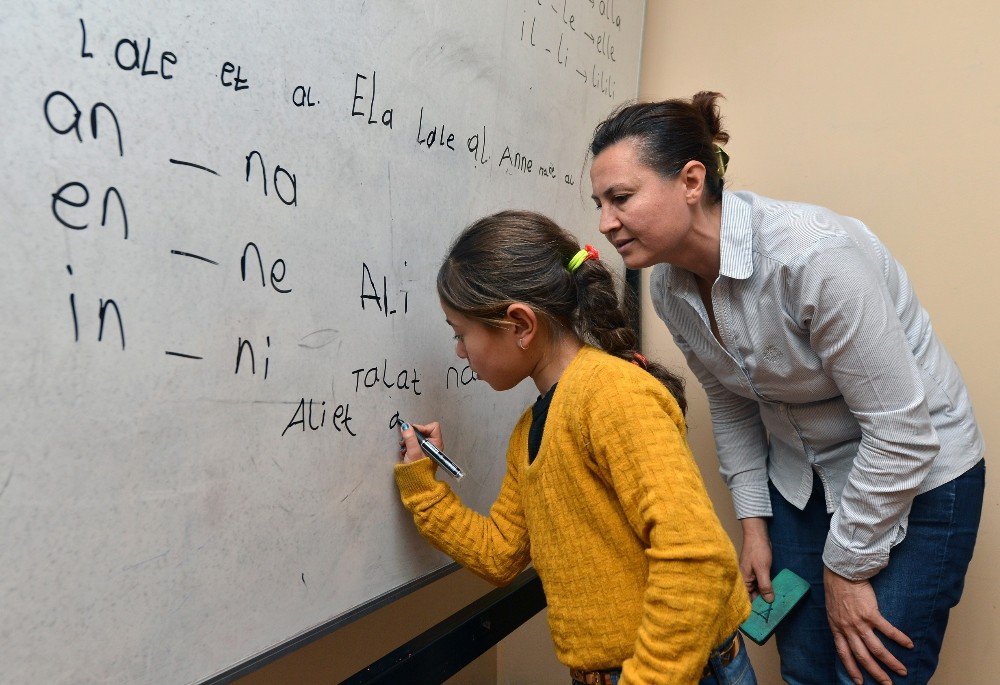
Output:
[679, 159, 706, 205]
[505, 303, 538, 347]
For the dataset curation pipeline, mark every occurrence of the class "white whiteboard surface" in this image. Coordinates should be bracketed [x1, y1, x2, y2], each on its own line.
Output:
[0, 2, 644, 682]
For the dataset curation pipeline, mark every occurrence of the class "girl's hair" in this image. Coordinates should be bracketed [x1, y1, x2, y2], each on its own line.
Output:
[590, 91, 729, 204]
[437, 210, 687, 413]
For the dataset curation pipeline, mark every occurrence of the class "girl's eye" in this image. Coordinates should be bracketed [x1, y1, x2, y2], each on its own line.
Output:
[453, 334, 463, 342]
[614, 194, 629, 204]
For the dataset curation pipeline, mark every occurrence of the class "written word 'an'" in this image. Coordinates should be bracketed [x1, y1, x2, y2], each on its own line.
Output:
[44, 91, 123, 157]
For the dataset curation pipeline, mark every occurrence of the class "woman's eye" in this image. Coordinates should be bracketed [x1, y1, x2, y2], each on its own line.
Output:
[614, 194, 629, 204]
[453, 334, 463, 342]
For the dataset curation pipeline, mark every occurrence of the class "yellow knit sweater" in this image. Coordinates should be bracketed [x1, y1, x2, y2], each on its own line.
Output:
[395, 346, 749, 683]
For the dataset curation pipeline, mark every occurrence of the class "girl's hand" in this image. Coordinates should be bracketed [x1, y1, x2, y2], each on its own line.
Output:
[398, 421, 444, 466]
[739, 517, 775, 602]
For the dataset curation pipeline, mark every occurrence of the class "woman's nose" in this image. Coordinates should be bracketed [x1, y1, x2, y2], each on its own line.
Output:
[598, 207, 620, 234]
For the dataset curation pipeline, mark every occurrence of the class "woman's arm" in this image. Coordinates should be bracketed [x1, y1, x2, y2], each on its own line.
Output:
[795, 238, 933, 683]
[794, 239, 939, 580]
[395, 423, 531, 587]
[673, 333, 771, 519]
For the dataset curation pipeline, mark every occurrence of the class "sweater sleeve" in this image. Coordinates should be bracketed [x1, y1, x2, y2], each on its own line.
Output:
[583, 370, 744, 684]
[394, 446, 531, 587]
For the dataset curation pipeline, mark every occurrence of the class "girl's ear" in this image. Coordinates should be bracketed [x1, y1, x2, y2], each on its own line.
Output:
[505, 303, 538, 346]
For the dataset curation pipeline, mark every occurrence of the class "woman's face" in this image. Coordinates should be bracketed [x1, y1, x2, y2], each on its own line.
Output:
[441, 302, 528, 392]
[590, 138, 694, 269]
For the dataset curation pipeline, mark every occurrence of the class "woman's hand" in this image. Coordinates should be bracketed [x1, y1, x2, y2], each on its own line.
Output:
[824, 566, 912, 685]
[739, 517, 774, 602]
[398, 420, 443, 466]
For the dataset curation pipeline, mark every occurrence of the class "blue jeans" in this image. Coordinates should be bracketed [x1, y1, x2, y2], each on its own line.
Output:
[699, 632, 757, 685]
[769, 460, 985, 685]
[569, 632, 757, 685]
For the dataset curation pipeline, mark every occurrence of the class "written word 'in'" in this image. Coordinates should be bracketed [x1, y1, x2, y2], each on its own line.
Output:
[282, 399, 355, 437]
[44, 91, 123, 157]
[352, 71, 393, 128]
[352, 360, 422, 396]
[246, 150, 297, 206]
[65, 265, 125, 350]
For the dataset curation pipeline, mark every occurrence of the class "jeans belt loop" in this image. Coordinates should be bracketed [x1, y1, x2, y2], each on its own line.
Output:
[703, 632, 742, 677]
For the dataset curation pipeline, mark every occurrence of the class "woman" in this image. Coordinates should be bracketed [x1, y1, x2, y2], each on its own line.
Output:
[587, 92, 984, 685]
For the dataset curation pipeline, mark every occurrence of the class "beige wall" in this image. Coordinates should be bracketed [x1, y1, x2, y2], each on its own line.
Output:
[637, 1, 999, 683]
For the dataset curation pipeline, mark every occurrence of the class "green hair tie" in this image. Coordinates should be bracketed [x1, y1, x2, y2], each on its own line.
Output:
[567, 244, 600, 273]
[715, 145, 730, 178]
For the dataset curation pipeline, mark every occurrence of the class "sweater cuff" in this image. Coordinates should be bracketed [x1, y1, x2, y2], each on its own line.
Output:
[730, 483, 773, 519]
[394, 457, 440, 497]
[822, 536, 886, 581]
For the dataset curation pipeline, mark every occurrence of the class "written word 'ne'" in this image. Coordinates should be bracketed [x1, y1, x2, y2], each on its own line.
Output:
[241, 242, 291, 293]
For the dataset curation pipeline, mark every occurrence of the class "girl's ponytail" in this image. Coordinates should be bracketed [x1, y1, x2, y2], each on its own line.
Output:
[572, 259, 687, 414]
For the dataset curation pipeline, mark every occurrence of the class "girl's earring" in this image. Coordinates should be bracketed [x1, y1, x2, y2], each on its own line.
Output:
[517, 338, 527, 350]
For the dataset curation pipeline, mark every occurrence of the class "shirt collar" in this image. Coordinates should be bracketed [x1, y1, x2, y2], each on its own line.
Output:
[718, 191, 755, 280]
[661, 191, 755, 294]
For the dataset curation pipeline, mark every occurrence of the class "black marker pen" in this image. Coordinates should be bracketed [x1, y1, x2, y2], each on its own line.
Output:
[401, 420, 465, 480]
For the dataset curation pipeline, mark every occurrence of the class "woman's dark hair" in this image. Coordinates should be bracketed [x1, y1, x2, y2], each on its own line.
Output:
[590, 91, 729, 204]
[437, 210, 686, 413]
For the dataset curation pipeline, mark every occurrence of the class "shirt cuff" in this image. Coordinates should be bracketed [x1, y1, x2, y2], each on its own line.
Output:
[393, 457, 440, 498]
[822, 536, 888, 581]
[730, 483, 773, 519]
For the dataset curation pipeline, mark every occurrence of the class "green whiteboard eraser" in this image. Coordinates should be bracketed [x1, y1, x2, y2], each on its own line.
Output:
[738, 568, 810, 645]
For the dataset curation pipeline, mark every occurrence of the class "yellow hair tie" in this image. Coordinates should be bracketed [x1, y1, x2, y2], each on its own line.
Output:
[567, 244, 600, 273]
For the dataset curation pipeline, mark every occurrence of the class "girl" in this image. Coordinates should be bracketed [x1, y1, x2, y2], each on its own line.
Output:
[394, 211, 754, 684]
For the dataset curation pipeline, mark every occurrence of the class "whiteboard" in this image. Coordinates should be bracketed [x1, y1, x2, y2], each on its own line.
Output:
[0, 2, 645, 682]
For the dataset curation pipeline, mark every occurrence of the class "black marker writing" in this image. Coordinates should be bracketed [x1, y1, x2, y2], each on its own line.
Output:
[114, 36, 177, 79]
[245, 150, 297, 206]
[44, 91, 123, 157]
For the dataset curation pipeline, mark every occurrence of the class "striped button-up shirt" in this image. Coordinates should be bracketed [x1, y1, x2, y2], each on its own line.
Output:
[650, 190, 984, 580]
